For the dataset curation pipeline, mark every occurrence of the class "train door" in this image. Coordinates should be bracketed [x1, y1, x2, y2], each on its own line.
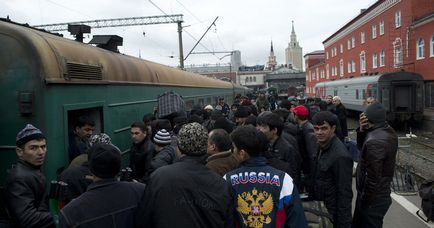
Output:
[391, 82, 414, 113]
[65, 107, 103, 164]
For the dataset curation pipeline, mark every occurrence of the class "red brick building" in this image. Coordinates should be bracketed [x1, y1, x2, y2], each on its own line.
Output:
[305, 0, 434, 107]
[304, 51, 325, 96]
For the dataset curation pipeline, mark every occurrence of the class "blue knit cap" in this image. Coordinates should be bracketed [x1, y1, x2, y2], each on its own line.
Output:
[16, 124, 45, 147]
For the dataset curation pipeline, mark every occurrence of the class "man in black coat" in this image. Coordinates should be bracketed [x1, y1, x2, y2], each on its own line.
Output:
[4, 124, 54, 228]
[129, 122, 154, 182]
[310, 111, 353, 228]
[136, 122, 233, 228]
[352, 103, 398, 228]
[59, 144, 145, 227]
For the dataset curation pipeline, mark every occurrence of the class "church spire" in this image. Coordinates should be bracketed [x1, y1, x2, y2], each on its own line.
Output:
[291, 20, 295, 34]
[267, 40, 277, 71]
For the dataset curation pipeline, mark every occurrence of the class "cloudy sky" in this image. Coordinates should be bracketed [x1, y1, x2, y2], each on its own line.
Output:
[1, 0, 375, 68]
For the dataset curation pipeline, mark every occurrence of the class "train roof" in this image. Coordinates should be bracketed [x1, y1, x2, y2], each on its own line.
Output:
[0, 19, 233, 89]
[315, 72, 423, 88]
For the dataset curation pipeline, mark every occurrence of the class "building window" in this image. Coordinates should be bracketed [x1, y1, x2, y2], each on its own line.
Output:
[393, 38, 403, 67]
[321, 69, 324, 79]
[340, 59, 344, 77]
[372, 53, 378, 68]
[361, 32, 365, 44]
[347, 39, 351, 50]
[326, 64, 330, 79]
[352, 60, 356, 72]
[351, 37, 355, 48]
[372, 25, 377, 39]
[380, 50, 385, 67]
[395, 11, 401, 28]
[417, 38, 425, 59]
[253, 76, 256, 82]
[379, 20, 384, 35]
[326, 51, 329, 59]
[348, 61, 351, 73]
[431, 35, 434, 57]
[360, 51, 366, 73]
[340, 44, 343, 53]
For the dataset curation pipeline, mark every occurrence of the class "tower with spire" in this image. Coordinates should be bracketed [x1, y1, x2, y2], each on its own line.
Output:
[267, 40, 277, 71]
[285, 21, 303, 70]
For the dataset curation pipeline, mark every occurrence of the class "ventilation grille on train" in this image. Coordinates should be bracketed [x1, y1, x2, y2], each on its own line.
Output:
[66, 63, 102, 80]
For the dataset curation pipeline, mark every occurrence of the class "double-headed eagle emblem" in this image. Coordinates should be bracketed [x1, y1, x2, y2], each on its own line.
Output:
[237, 188, 274, 228]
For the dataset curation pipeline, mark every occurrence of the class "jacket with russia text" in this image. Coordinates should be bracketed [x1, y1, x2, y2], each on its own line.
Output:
[223, 156, 307, 228]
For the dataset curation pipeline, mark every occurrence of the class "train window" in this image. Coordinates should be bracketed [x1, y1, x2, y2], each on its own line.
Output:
[356, 90, 359, 99]
[334, 90, 338, 96]
[362, 89, 366, 99]
[206, 97, 211, 105]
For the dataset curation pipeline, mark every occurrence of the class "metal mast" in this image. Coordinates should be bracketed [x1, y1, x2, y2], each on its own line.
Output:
[33, 14, 185, 68]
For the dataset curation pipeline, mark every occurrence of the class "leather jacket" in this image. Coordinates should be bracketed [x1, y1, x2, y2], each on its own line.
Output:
[4, 160, 54, 228]
[356, 123, 398, 205]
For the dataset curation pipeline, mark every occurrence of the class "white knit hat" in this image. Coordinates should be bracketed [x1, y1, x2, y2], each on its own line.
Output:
[204, 105, 214, 111]
[153, 129, 171, 145]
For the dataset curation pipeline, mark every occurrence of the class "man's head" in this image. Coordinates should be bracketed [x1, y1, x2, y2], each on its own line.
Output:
[230, 125, 268, 162]
[89, 143, 121, 179]
[365, 97, 376, 106]
[364, 102, 386, 127]
[153, 129, 172, 150]
[204, 105, 214, 113]
[256, 113, 284, 142]
[218, 97, 225, 105]
[207, 129, 232, 155]
[326, 95, 333, 104]
[130, 122, 147, 144]
[234, 106, 250, 126]
[74, 116, 95, 140]
[177, 122, 208, 156]
[291, 105, 309, 122]
[16, 124, 47, 167]
[312, 111, 337, 145]
[332, 96, 342, 106]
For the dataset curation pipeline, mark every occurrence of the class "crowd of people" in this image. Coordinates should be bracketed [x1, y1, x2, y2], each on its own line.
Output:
[2, 92, 398, 228]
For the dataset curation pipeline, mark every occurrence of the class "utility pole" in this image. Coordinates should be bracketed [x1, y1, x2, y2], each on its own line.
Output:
[178, 22, 184, 69]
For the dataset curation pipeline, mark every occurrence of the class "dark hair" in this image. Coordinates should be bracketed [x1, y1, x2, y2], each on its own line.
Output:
[272, 109, 290, 122]
[213, 117, 234, 134]
[142, 113, 156, 124]
[256, 113, 284, 136]
[209, 129, 232, 152]
[230, 125, 268, 157]
[74, 116, 95, 128]
[318, 100, 328, 111]
[311, 111, 337, 127]
[244, 115, 257, 126]
[189, 114, 204, 124]
[279, 100, 292, 110]
[131, 122, 147, 133]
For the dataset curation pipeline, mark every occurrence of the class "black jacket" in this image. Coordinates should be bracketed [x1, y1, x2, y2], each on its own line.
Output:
[59, 179, 145, 228]
[4, 160, 54, 228]
[59, 162, 93, 203]
[150, 145, 178, 173]
[335, 104, 348, 137]
[267, 135, 301, 187]
[356, 123, 398, 205]
[136, 155, 233, 228]
[310, 136, 353, 228]
[297, 121, 318, 177]
[129, 137, 154, 182]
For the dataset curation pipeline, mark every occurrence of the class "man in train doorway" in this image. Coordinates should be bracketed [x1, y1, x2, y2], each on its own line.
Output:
[352, 103, 398, 228]
[68, 116, 95, 161]
[4, 124, 54, 228]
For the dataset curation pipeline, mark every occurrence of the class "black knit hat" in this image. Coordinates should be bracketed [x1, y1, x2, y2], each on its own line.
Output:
[365, 102, 386, 124]
[16, 124, 46, 147]
[89, 144, 121, 178]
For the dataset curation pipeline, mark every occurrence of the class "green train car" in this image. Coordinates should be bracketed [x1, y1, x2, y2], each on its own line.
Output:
[0, 19, 247, 183]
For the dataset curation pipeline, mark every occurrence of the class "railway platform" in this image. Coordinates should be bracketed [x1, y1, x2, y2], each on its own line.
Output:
[422, 108, 434, 132]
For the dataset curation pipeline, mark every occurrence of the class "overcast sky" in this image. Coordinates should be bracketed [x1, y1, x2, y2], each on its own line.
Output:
[1, 0, 376, 68]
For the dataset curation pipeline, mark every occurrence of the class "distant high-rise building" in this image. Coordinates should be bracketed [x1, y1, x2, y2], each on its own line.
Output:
[285, 21, 303, 70]
[267, 40, 277, 71]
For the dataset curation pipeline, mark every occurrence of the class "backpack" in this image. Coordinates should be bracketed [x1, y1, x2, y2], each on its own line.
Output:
[416, 180, 434, 222]
[157, 91, 186, 119]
